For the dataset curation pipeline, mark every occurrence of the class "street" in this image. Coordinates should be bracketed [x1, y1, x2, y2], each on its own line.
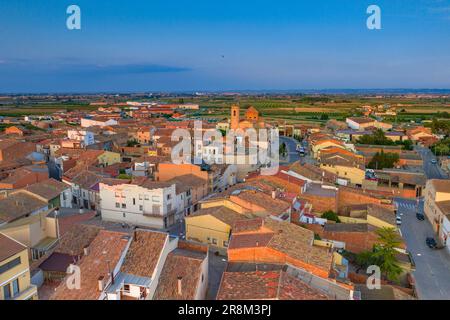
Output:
[394, 197, 450, 300]
[415, 146, 448, 180]
[279, 136, 301, 165]
[279, 136, 316, 165]
[206, 251, 227, 300]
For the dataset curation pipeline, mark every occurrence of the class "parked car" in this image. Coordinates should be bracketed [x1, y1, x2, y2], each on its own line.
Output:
[396, 216, 402, 225]
[426, 237, 437, 249]
[431, 159, 437, 164]
[416, 212, 425, 221]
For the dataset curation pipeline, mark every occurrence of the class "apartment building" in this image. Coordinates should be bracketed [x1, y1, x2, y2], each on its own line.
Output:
[424, 179, 450, 239]
[0, 233, 38, 300]
[67, 129, 95, 146]
[99, 180, 180, 229]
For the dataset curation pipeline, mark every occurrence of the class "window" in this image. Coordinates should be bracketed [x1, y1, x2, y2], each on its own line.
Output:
[123, 284, 130, 293]
[115, 203, 120, 208]
[133, 198, 136, 205]
[12, 279, 19, 297]
[223, 240, 229, 247]
[144, 195, 149, 200]
[122, 213, 126, 218]
[139, 205, 143, 211]
[121, 203, 126, 209]
[167, 194, 172, 200]
[139, 194, 143, 200]
[0, 257, 21, 275]
[212, 238, 217, 245]
[152, 196, 159, 202]
[3, 284, 11, 299]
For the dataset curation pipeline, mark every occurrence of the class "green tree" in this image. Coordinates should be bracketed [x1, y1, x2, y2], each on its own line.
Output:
[372, 228, 403, 282]
[356, 129, 394, 146]
[367, 151, 399, 169]
[279, 142, 287, 157]
[356, 227, 403, 282]
[126, 139, 139, 147]
[321, 210, 341, 223]
[431, 138, 450, 156]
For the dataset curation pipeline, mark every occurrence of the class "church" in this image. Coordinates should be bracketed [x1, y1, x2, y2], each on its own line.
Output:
[230, 104, 265, 130]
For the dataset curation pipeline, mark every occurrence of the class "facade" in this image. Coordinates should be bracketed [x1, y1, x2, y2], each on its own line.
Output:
[67, 130, 95, 146]
[0, 233, 38, 300]
[424, 179, 450, 236]
[100, 181, 179, 229]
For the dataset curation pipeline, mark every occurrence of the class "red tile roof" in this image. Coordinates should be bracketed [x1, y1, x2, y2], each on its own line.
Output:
[50, 230, 129, 300]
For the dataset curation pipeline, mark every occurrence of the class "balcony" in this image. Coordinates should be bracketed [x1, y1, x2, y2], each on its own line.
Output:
[7, 284, 38, 300]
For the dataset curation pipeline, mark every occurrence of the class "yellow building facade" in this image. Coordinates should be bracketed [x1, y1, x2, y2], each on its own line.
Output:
[0, 233, 38, 300]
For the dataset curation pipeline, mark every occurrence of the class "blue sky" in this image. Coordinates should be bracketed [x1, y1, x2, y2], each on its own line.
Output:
[0, 0, 450, 92]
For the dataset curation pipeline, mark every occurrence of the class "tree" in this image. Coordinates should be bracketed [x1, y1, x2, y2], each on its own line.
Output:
[321, 210, 340, 223]
[371, 228, 403, 282]
[431, 138, 450, 156]
[367, 151, 399, 169]
[126, 139, 139, 147]
[355, 227, 403, 282]
[356, 129, 393, 146]
[320, 113, 329, 121]
[279, 142, 287, 157]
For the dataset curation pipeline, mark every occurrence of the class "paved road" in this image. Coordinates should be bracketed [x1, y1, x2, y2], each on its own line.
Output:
[279, 136, 301, 165]
[279, 136, 316, 165]
[206, 252, 227, 300]
[394, 197, 450, 300]
[415, 146, 448, 179]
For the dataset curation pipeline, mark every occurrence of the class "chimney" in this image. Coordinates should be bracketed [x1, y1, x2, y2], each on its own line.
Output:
[177, 276, 183, 296]
[98, 276, 105, 292]
[83, 246, 90, 256]
[271, 190, 276, 199]
[133, 230, 138, 242]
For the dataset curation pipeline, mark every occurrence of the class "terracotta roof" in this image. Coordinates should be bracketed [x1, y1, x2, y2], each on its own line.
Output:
[120, 230, 167, 278]
[264, 219, 332, 271]
[24, 178, 69, 201]
[217, 265, 329, 300]
[154, 248, 207, 300]
[0, 232, 26, 262]
[232, 217, 264, 233]
[430, 179, 450, 193]
[231, 190, 291, 215]
[56, 224, 101, 256]
[436, 200, 450, 215]
[367, 204, 396, 225]
[228, 232, 274, 249]
[50, 230, 129, 300]
[229, 218, 333, 272]
[0, 191, 47, 224]
[191, 206, 253, 227]
[70, 170, 103, 189]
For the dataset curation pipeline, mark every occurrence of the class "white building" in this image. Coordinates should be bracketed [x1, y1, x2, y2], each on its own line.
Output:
[104, 229, 208, 300]
[67, 130, 95, 146]
[81, 118, 118, 128]
[442, 214, 450, 253]
[99, 181, 181, 229]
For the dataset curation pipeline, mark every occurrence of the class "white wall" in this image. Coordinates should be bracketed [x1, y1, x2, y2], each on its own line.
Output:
[100, 182, 179, 228]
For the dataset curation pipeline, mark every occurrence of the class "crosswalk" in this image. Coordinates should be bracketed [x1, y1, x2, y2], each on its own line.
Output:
[394, 201, 417, 211]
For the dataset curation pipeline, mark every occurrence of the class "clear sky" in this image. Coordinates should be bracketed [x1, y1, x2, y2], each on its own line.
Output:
[0, 0, 450, 92]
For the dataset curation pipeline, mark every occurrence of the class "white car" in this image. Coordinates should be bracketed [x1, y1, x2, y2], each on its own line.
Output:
[396, 217, 402, 225]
